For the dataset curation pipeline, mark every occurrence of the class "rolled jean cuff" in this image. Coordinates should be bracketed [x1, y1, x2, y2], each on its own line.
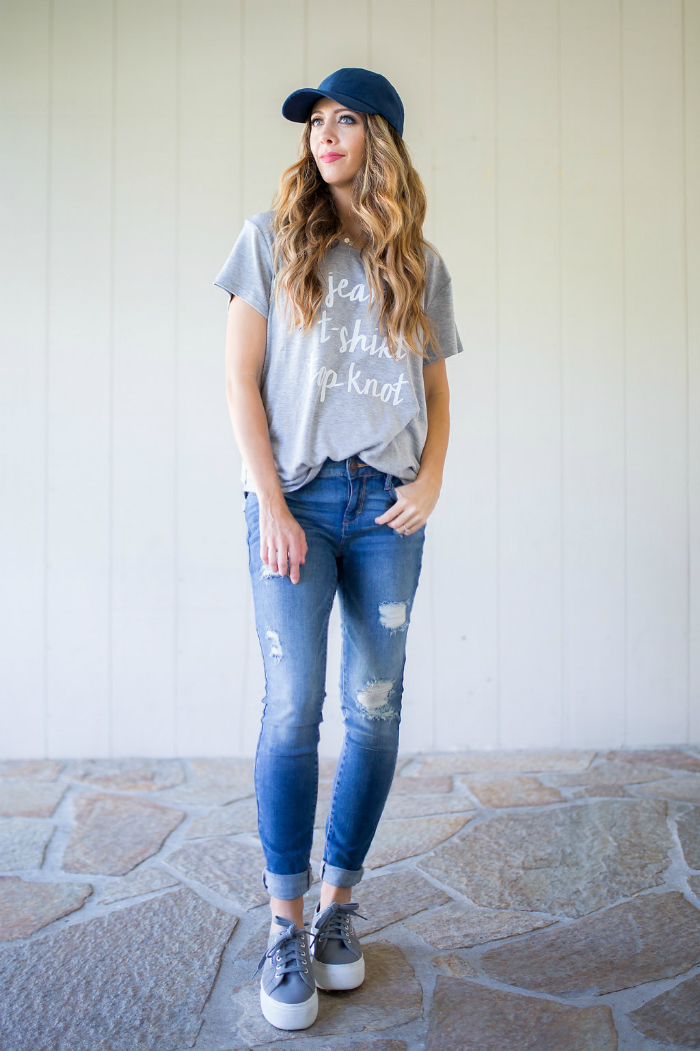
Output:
[320, 859, 364, 888]
[262, 866, 313, 900]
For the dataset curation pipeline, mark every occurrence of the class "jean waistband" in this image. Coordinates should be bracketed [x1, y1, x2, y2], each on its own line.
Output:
[316, 456, 376, 475]
[315, 457, 394, 488]
[315, 460, 367, 477]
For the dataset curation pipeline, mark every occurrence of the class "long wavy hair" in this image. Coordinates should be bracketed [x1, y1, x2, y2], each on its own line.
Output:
[268, 112, 442, 362]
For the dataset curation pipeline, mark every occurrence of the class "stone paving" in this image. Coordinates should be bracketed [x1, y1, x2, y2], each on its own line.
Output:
[0, 748, 699, 1050]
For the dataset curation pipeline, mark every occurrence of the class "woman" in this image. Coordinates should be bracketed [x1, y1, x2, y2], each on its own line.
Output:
[213, 67, 463, 1032]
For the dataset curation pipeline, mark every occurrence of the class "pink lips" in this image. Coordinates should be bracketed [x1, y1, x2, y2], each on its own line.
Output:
[320, 153, 344, 162]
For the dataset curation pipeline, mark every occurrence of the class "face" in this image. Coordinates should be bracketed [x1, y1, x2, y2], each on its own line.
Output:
[308, 96, 367, 188]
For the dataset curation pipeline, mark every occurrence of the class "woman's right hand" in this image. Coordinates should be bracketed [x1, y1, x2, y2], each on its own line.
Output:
[258, 496, 308, 585]
[224, 295, 307, 583]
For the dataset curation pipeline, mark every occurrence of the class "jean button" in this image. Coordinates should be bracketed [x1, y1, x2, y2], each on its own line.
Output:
[349, 458, 357, 471]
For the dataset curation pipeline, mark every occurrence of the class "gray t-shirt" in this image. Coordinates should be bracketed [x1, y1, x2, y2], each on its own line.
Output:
[213, 209, 464, 493]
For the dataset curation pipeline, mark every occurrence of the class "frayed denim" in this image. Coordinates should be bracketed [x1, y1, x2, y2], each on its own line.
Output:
[244, 457, 425, 900]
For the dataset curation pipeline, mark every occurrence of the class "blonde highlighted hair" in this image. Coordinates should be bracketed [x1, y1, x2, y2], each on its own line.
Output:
[269, 113, 441, 361]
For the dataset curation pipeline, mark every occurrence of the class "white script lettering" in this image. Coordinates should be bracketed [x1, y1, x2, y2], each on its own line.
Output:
[325, 273, 372, 309]
[313, 365, 343, 402]
[346, 362, 407, 405]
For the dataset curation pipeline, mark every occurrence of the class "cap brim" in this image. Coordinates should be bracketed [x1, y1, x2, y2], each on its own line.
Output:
[281, 88, 376, 124]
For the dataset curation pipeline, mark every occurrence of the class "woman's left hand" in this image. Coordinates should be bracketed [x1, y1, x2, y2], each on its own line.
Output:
[374, 473, 441, 534]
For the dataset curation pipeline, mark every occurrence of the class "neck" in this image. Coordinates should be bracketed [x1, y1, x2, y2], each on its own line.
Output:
[330, 187, 364, 244]
[336, 219, 367, 249]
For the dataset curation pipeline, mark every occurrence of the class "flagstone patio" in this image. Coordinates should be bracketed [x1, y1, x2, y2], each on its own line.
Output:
[0, 746, 699, 1050]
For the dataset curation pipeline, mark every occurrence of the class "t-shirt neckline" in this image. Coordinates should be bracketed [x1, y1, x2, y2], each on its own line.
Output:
[331, 238, 364, 254]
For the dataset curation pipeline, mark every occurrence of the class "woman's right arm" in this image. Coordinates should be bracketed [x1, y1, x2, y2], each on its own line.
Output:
[224, 294, 308, 584]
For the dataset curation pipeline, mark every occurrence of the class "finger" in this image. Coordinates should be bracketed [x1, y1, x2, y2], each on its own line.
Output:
[375, 498, 405, 525]
[276, 544, 289, 577]
[388, 509, 415, 532]
[288, 542, 302, 585]
[266, 541, 279, 573]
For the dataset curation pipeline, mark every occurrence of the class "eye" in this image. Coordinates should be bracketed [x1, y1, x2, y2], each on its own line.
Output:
[310, 114, 355, 126]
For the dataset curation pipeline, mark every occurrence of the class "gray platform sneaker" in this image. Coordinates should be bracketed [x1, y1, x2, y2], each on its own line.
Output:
[309, 902, 366, 991]
[254, 917, 318, 1030]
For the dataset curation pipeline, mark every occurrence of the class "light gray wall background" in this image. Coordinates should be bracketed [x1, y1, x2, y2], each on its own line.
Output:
[1, 0, 699, 758]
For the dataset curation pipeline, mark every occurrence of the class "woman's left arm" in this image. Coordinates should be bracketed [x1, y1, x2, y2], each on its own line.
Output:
[374, 358, 450, 534]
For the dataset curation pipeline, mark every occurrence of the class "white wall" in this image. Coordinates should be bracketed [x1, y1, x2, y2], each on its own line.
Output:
[1, 0, 698, 758]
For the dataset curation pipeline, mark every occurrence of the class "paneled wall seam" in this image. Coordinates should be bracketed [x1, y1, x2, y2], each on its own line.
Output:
[240, 1, 245, 225]
[494, 0, 502, 748]
[174, 0, 182, 755]
[557, 0, 565, 745]
[239, 0, 247, 754]
[620, 0, 628, 745]
[303, 0, 308, 84]
[108, 0, 117, 755]
[43, 0, 54, 758]
[688, 0, 700, 743]
[682, 0, 691, 741]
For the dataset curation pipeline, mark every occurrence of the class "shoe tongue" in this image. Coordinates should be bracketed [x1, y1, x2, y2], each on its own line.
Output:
[326, 902, 355, 917]
[318, 902, 347, 929]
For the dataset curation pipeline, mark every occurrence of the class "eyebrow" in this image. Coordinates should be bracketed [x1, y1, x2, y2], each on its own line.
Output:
[310, 106, 354, 118]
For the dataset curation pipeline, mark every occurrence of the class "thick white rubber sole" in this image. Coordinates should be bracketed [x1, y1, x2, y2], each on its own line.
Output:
[312, 954, 365, 991]
[259, 984, 318, 1030]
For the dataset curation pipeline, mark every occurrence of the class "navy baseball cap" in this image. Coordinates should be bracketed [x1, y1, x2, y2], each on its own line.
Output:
[282, 67, 404, 138]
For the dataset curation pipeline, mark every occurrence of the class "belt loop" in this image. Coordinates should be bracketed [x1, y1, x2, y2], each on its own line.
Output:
[384, 472, 394, 490]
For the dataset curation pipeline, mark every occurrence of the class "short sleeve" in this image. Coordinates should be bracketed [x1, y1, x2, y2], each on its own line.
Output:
[213, 216, 275, 318]
[422, 277, 464, 365]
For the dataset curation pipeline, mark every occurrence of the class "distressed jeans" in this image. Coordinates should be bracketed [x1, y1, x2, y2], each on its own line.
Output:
[244, 456, 426, 899]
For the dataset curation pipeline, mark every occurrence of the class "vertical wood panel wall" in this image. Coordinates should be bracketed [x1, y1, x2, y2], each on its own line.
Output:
[0, 0, 698, 757]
